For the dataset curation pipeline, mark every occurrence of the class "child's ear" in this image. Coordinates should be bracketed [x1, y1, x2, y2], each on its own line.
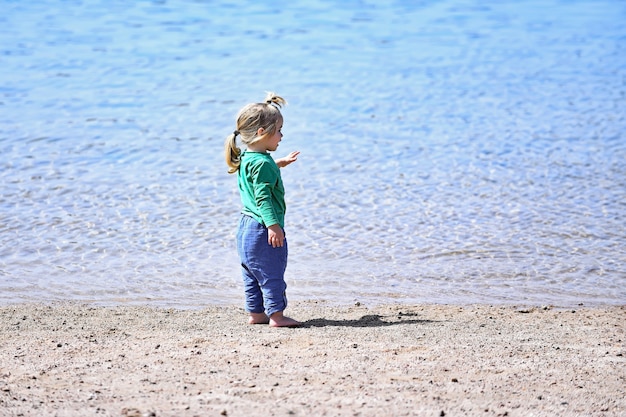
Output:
[257, 127, 265, 136]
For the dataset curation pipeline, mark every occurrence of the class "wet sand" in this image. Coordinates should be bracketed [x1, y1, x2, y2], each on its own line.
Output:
[1, 302, 624, 416]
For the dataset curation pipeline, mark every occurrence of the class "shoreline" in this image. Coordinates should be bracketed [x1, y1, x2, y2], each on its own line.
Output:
[1, 301, 624, 416]
[3, 293, 624, 312]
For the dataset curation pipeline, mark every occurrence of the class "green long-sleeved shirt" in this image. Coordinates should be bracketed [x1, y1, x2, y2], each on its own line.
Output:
[237, 151, 286, 228]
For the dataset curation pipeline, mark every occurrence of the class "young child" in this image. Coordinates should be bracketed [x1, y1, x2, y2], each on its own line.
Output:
[224, 92, 301, 327]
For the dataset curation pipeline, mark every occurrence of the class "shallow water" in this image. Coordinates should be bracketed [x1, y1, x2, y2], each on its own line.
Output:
[1, 0, 625, 308]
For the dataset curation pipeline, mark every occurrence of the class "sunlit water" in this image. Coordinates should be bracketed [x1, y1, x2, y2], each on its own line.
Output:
[1, 0, 625, 308]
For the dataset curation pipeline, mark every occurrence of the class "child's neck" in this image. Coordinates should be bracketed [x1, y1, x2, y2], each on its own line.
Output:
[246, 143, 269, 153]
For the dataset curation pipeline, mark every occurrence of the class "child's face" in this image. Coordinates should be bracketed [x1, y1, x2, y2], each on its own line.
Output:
[264, 118, 283, 152]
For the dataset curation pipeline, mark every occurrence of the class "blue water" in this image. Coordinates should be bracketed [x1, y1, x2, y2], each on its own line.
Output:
[1, 0, 625, 308]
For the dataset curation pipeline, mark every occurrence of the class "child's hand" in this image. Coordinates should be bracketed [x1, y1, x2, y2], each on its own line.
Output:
[275, 151, 300, 168]
[267, 224, 285, 247]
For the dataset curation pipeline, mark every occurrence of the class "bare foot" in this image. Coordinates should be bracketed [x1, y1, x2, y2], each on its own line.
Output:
[269, 311, 301, 328]
[248, 312, 270, 325]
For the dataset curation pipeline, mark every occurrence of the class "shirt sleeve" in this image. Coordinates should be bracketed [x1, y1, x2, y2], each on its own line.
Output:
[250, 159, 280, 227]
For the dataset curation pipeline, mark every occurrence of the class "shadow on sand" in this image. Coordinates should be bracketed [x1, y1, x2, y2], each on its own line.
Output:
[300, 312, 435, 328]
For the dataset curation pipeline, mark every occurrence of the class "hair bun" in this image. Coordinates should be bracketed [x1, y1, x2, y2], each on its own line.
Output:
[263, 91, 287, 108]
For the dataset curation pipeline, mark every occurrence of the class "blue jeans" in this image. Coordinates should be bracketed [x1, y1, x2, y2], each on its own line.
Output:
[236, 215, 288, 316]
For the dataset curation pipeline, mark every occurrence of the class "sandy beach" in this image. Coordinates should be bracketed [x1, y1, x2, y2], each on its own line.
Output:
[1, 301, 624, 417]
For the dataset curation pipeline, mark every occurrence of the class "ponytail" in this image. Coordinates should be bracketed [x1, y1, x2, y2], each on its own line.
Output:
[224, 130, 241, 174]
[264, 91, 287, 109]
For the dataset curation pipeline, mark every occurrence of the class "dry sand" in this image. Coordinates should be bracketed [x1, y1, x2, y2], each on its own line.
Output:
[1, 301, 624, 417]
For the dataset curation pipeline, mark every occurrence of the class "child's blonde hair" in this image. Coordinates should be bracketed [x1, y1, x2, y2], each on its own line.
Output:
[225, 92, 287, 174]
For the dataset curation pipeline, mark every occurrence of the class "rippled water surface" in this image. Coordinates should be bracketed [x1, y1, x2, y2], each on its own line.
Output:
[1, 0, 625, 308]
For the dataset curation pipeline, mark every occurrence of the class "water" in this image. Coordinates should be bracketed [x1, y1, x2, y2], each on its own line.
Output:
[1, 0, 625, 309]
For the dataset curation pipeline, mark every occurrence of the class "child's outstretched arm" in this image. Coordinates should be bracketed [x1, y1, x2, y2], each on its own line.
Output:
[275, 151, 300, 168]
